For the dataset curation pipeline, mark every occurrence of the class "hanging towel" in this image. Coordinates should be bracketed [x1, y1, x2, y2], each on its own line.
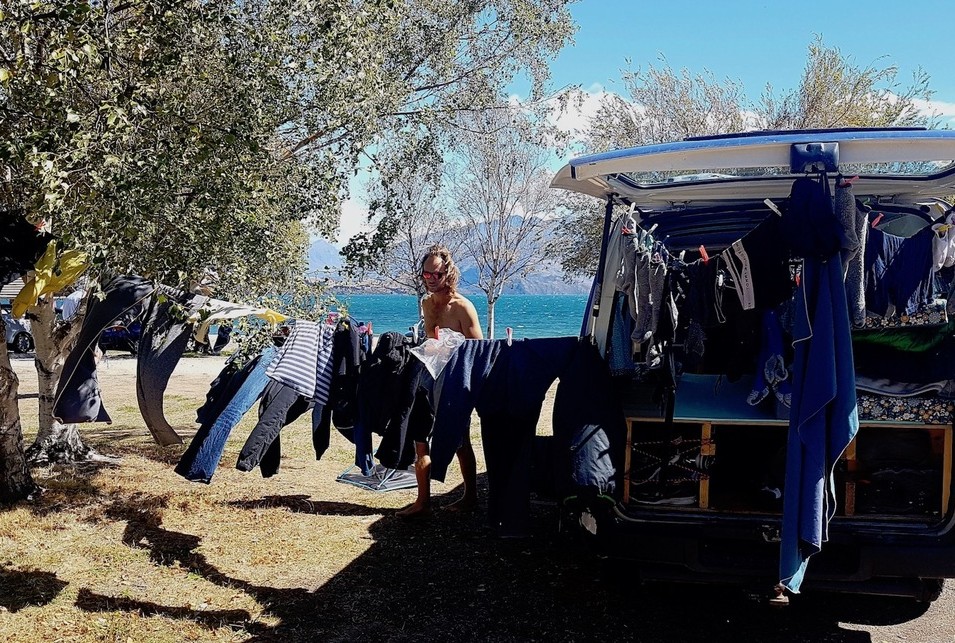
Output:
[779, 254, 859, 593]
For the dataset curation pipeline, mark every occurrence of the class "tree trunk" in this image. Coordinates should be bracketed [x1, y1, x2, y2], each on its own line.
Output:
[25, 296, 99, 465]
[0, 320, 39, 504]
[486, 295, 496, 339]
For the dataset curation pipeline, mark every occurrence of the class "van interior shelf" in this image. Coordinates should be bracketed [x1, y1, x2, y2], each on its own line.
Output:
[623, 373, 952, 429]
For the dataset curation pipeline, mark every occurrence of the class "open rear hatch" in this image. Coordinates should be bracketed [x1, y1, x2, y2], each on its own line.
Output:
[552, 128, 955, 536]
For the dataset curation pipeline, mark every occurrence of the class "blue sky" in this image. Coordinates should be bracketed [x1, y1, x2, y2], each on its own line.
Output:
[335, 0, 955, 246]
[553, 0, 955, 114]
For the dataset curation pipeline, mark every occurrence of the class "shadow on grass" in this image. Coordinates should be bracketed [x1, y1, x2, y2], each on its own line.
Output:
[80, 425, 188, 466]
[0, 567, 68, 612]
[75, 588, 251, 630]
[61, 483, 933, 641]
[226, 495, 383, 516]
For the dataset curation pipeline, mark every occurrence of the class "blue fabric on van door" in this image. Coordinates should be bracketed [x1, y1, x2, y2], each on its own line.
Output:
[779, 255, 858, 593]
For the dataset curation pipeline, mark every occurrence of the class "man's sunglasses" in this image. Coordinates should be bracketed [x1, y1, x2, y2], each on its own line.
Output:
[422, 270, 446, 280]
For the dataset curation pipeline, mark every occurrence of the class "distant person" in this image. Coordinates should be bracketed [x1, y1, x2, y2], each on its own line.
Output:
[61, 289, 85, 322]
[398, 244, 483, 518]
[212, 323, 233, 354]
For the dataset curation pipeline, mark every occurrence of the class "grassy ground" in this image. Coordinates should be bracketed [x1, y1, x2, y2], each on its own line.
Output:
[3, 354, 954, 642]
[0, 354, 598, 642]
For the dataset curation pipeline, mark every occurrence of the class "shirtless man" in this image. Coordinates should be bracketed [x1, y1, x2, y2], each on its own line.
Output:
[396, 244, 483, 518]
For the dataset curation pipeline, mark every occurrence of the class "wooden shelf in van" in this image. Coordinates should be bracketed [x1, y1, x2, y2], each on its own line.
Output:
[622, 374, 953, 513]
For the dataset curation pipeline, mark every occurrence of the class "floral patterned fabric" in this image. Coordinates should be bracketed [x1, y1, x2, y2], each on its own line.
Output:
[856, 392, 954, 425]
[863, 300, 948, 329]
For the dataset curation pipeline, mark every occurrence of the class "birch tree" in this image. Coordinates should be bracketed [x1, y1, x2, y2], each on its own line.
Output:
[449, 108, 555, 338]
[341, 132, 466, 304]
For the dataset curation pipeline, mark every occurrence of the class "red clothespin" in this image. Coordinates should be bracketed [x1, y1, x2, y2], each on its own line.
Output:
[871, 212, 884, 228]
[506, 327, 513, 346]
[839, 175, 859, 187]
[434, 326, 440, 340]
[699, 245, 710, 264]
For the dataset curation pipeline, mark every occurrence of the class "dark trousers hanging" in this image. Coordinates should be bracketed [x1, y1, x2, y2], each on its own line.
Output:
[236, 379, 313, 477]
[474, 338, 578, 536]
[478, 410, 540, 537]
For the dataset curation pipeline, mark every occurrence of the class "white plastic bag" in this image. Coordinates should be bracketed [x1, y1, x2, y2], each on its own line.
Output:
[409, 328, 466, 379]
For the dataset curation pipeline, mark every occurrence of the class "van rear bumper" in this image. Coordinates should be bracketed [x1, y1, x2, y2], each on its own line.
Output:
[576, 506, 955, 593]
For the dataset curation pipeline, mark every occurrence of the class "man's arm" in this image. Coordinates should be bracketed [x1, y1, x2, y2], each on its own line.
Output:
[458, 298, 483, 339]
[421, 296, 437, 339]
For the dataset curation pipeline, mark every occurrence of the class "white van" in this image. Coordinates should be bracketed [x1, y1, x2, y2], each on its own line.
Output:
[552, 128, 955, 602]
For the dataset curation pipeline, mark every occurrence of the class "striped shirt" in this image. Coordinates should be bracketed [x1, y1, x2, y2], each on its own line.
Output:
[266, 320, 336, 404]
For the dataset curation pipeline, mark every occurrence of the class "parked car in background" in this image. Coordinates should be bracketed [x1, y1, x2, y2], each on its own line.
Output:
[99, 319, 142, 355]
[1, 305, 34, 353]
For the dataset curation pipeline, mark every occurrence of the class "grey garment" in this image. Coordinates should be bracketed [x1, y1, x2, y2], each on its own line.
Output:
[615, 233, 639, 313]
[53, 275, 155, 424]
[645, 253, 667, 339]
[835, 181, 859, 273]
[855, 375, 951, 398]
[838, 184, 869, 327]
[632, 247, 653, 343]
[136, 288, 207, 446]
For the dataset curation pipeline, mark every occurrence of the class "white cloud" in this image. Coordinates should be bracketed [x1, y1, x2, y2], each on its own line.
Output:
[913, 97, 955, 125]
[546, 83, 614, 143]
[335, 197, 370, 248]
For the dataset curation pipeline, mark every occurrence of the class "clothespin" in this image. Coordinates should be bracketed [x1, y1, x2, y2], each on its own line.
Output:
[763, 199, 783, 217]
[838, 175, 859, 187]
[699, 245, 710, 264]
[622, 203, 637, 235]
[871, 212, 884, 228]
[647, 223, 659, 235]
[434, 325, 440, 340]
[505, 327, 513, 346]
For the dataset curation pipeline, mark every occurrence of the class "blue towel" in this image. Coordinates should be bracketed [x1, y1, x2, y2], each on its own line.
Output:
[779, 255, 859, 593]
[429, 340, 502, 482]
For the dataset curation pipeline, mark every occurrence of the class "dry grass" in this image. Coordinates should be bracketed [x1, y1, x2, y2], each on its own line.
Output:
[3, 354, 953, 642]
[0, 354, 595, 642]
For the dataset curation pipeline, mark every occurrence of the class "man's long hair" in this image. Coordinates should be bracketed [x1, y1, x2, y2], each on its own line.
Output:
[420, 243, 460, 293]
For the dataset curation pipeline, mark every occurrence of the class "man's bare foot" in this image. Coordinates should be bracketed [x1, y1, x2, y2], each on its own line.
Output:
[396, 502, 431, 518]
[445, 495, 478, 513]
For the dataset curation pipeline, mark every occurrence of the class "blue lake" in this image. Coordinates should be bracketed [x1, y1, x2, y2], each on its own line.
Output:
[331, 293, 589, 339]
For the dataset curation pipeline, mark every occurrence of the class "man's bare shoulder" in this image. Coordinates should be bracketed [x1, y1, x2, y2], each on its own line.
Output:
[448, 293, 477, 314]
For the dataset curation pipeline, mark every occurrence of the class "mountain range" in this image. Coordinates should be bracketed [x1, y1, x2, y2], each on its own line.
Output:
[308, 238, 591, 295]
